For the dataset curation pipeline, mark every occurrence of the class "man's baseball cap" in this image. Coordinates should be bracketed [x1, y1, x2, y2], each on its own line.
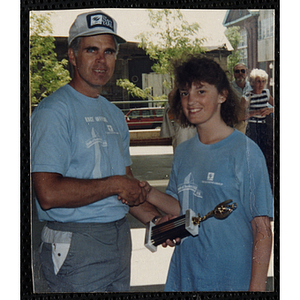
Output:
[68, 10, 126, 46]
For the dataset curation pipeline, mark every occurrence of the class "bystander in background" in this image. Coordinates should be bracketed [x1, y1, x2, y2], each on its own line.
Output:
[231, 63, 252, 134]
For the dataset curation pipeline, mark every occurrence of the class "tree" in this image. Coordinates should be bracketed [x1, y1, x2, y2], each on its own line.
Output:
[30, 13, 71, 105]
[117, 9, 206, 100]
[225, 26, 242, 76]
[116, 79, 155, 100]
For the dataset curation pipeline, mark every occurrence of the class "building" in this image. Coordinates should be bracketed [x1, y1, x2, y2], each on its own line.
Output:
[223, 9, 275, 95]
[32, 9, 233, 110]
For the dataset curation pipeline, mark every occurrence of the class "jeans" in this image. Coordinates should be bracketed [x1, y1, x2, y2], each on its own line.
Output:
[39, 217, 132, 292]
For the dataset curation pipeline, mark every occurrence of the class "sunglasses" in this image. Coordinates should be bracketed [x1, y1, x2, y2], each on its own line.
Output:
[234, 69, 246, 74]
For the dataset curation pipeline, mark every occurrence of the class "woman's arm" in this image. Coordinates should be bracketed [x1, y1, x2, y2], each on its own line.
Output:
[141, 181, 181, 216]
[137, 181, 181, 247]
[249, 216, 273, 291]
[268, 95, 274, 106]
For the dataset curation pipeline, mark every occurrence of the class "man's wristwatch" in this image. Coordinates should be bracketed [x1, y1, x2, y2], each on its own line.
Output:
[151, 215, 162, 225]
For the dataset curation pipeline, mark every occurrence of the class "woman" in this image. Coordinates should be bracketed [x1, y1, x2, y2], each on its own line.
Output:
[244, 68, 274, 156]
[143, 57, 273, 292]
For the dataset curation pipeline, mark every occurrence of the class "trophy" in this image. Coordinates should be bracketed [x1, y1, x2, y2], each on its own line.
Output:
[144, 200, 237, 252]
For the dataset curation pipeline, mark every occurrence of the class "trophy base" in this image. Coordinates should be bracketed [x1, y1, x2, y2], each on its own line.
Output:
[144, 209, 199, 252]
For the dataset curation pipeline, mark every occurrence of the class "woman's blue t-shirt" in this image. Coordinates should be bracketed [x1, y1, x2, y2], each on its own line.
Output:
[165, 129, 273, 291]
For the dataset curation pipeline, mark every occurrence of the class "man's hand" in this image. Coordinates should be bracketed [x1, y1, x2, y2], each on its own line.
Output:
[139, 180, 152, 198]
[117, 175, 147, 206]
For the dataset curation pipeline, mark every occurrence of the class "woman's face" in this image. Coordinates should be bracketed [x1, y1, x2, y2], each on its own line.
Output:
[253, 77, 267, 94]
[179, 81, 224, 128]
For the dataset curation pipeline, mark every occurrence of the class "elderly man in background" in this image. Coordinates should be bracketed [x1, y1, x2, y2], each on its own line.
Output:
[231, 63, 252, 134]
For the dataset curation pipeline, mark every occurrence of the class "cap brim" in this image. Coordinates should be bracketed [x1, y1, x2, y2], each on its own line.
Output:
[68, 31, 126, 46]
[113, 34, 127, 44]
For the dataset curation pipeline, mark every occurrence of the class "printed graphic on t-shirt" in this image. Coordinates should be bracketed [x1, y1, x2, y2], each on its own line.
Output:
[84, 115, 121, 179]
[202, 172, 223, 186]
[178, 173, 203, 213]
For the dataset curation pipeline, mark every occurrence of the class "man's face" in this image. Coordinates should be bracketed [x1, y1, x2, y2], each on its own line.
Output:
[233, 65, 247, 84]
[69, 34, 117, 97]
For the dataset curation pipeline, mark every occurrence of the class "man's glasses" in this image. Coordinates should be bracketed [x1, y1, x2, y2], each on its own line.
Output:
[234, 69, 246, 74]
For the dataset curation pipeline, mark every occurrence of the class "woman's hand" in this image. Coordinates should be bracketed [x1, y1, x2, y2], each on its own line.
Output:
[155, 215, 181, 248]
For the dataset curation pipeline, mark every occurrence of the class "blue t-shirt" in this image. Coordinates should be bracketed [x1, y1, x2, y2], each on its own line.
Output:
[165, 130, 273, 291]
[31, 84, 131, 223]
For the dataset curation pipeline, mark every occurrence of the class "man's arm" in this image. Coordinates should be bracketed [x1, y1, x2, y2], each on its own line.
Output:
[249, 216, 273, 291]
[32, 167, 146, 210]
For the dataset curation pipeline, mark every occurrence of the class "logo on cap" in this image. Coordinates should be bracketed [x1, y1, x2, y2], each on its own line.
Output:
[87, 13, 114, 31]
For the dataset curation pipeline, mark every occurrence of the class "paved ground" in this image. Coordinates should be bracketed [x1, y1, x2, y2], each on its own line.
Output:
[129, 146, 174, 291]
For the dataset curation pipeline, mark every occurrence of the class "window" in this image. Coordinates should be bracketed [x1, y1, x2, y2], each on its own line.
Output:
[239, 48, 248, 68]
[142, 110, 151, 118]
[156, 109, 164, 117]
[259, 16, 274, 40]
[129, 110, 140, 119]
[237, 29, 248, 67]
[238, 29, 247, 48]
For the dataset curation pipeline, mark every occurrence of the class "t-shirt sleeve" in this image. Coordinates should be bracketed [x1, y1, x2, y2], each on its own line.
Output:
[31, 107, 71, 175]
[119, 111, 132, 168]
[166, 156, 179, 201]
[241, 139, 274, 221]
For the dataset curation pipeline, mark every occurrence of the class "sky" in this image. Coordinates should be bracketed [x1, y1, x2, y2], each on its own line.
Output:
[31, 8, 232, 50]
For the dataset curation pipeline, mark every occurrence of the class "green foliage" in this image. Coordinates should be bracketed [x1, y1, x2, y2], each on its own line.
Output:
[117, 9, 206, 99]
[138, 9, 206, 83]
[116, 79, 153, 99]
[30, 13, 71, 104]
[116, 79, 167, 106]
[225, 26, 242, 75]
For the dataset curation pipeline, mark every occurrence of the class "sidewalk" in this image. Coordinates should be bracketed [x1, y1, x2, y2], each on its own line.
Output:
[129, 145, 174, 291]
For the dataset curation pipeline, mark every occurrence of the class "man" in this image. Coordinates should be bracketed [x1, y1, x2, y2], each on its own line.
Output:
[31, 10, 162, 292]
[231, 63, 252, 97]
[231, 63, 253, 134]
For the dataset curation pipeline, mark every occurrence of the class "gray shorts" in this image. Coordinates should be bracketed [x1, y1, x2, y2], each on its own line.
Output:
[39, 217, 132, 292]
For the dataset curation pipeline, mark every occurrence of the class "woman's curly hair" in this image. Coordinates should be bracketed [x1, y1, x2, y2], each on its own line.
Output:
[169, 55, 241, 128]
[249, 68, 268, 88]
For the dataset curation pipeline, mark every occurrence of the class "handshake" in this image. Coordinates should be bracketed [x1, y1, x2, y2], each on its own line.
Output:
[117, 175, 182, 248]
[117, 175, 153, 207]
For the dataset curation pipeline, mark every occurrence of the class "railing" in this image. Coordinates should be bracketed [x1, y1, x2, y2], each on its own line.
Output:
[111, 99, 168, 114]
[31, 99, 169, 113]
[111, 100, 168, 105]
